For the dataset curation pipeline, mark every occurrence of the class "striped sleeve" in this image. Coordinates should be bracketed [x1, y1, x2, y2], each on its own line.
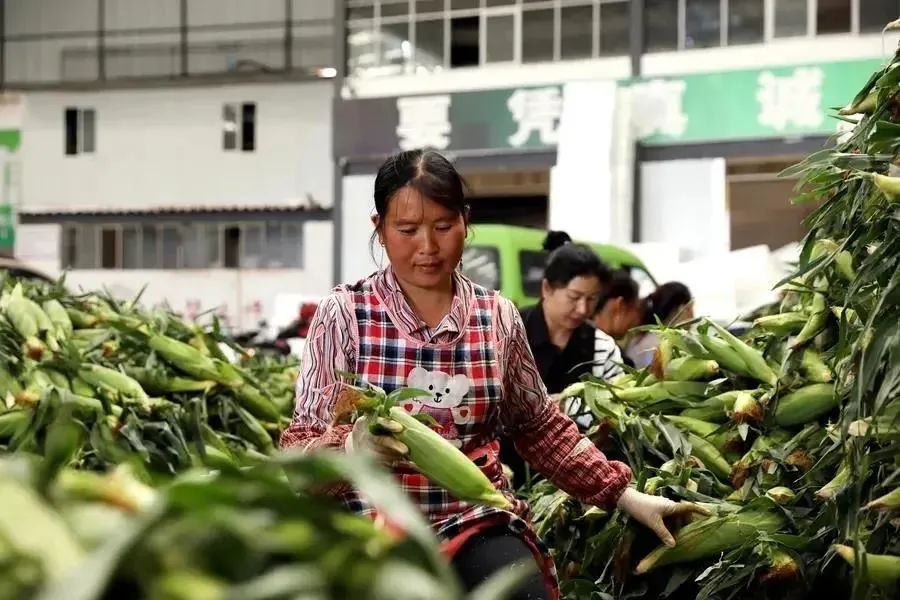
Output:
[279, 293, 358, 451]
[592, 328, 624, 381]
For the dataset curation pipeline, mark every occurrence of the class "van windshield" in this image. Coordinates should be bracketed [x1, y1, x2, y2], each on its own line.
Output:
[519, 250, 548, 298]
[461, 246, 500, 290]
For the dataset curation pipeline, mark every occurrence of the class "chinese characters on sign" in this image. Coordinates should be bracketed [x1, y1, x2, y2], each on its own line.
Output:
[507, 87, 563, 147]
[396, 95, 451, 150]
[756, 67, 825, 132]
[629, 79, 689, 139]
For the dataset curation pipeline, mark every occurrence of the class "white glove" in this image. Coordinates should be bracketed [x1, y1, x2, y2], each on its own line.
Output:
[345, 415, 409, 464]
[616, 487, 710, 547]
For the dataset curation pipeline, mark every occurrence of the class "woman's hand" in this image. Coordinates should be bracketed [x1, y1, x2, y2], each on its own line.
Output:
[616, 487, 710, 546]
[345, 416, 409, 464]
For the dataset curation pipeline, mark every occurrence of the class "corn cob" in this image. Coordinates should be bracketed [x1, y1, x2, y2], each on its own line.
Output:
[773, 383, 837, 426]
[235, 407, 276, 453]
[789, 293, 829, 349]
[650, 335, 674, 379]
[838, 90, 877, 115]
[635, 510, 785, 574]
[71, 376, 96, 398]
[0, 469, 86, 580]
[0, 366, 22, 398]
[663, 357, 719, 381]
[760, 548, 801, 583]
[234, 384, 281, 421]
[833, 545, 900, 588]
[387, 406, 512, 509]
[731, 431, 792, 488]
[765, 486, 797, 505]
[680, 390, 753, 423]
[685, 433, 733, 480]
[55, 465, 157, 514]
[615, 381, 709, 406]
[42, 368, 70, 391]
[866, 487, 900, 511]
[812, 239, 856, 281]
[67, 308, 100, 329]
[815, 462, 851, 501]
[846, 417, 900, 441]
[150, 570, 228, 600]
[705, 320, 778, 385]
[753, 313, 807, 336]
[731, 392, 764, 425]
[799, 348, 833, 383]
[0, 410, 29, 439]
[148, 334, 226, 382]
[697, 333, 750, 376]
[6, 293, 46, 359]
[126, 367, 216, 394]
[665, 414, 741, 456]
[42, 299, 73, 337]
[78, 364, 148, 399]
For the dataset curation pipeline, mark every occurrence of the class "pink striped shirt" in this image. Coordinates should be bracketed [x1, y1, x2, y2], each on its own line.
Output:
[280, 268, 631, 509]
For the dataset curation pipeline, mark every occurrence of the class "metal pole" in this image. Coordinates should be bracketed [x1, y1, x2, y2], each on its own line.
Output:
[331, 0, 346, 286]
[629, 0, 644, 243]
[97, 0, 106, 80]
[180, 0, 188, 76]
[0, 0, 5, 89]
[284, 0, 293, 71]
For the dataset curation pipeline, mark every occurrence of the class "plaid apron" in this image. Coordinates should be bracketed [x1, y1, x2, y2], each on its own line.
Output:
[338, 277, 560, 597]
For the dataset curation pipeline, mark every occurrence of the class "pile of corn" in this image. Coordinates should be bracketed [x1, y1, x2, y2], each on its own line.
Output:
[0, 440, 462, 600]
[0, 277, 298, 474]
[529, 48, 900, 600]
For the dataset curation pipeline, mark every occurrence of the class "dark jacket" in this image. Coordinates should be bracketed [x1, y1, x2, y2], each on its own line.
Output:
[518, 303, 598, 394]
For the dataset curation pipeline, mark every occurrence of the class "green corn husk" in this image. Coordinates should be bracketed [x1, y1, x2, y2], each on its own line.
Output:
[765, 486, 797, 505]
[705, 320, 778, 386]
[635, 510, 785, 574]
[833, 545, 900, 588]
[866, 487, 900, 511]
[753, 313, 808, 336]
[789, 293, 829, 350]
[816, 463, 852, 501]
[686, 433, 733, 480]
[799, 348, 833, 383]
[127, 367, 217, 395]
[0, 410, 30, 440]
[773, 383, 838, 426]
[614, 381, 709, 406]
[846, 417, 900, 441]
[78, 364, 148, 400]
[680, 390, 755, 423]
[42, 299, 73, 337]
[697, 333, 750, 376]
[387, 406, 512, 509]
[812, 239, 856, 282]
[663, 357, 719, 382]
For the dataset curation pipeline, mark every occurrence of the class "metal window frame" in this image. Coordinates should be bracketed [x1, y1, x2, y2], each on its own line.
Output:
[559, 1, 598, 60]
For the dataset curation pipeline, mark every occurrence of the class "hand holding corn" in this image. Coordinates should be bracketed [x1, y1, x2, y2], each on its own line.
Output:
[617, 487, 711, 547]
[345, 416, 410, 463]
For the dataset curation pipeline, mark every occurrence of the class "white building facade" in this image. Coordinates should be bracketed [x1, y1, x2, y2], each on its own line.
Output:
[6, 0, 338, 331]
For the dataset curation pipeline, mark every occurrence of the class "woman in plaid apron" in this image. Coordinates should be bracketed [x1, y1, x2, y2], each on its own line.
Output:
[281, 150, 704, 598]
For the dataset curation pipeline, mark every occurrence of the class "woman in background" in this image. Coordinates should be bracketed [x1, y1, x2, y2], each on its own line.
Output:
[592, 271, 643, 366]
[503, 232, 624, 485]
[626, 282, 694, 369]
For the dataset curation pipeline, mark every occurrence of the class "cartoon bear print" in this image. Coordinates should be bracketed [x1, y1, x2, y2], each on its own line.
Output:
[402, 367, 474, 448]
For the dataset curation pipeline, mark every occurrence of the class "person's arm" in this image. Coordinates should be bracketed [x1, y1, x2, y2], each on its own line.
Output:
[279, 294, 357, 451]
[493, 297, 632, 509]
[592, 328, 624, 381]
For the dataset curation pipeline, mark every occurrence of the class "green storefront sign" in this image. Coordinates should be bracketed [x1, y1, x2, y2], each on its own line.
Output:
[0, 204, 14, 252]
[631, 57, 881, 145]
[335, 57, 883, 157]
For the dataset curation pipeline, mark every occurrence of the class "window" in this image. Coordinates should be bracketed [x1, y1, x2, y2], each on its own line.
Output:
[64, 108, 96, 156]
[860, 0, 900, 33]
[380, 21, 411, 73]
[522, 8, 554, 63]
[101, 228, 119, 269]
[728, 0, 764, 45]
[61, 221, 308, 270]
[599, 1, 630, 56]
[775, 0, 809, 38]
[484, 13, 515, 63]
[461, 246, 500, 291]
[223, 103, 256, 152]
[817, 0, 851, 34]
[561, 4, 594, 60]
[686, 0, 721, 48]
[645, 0, 678, 51]
[519, 250, 548, 298]
[450, 16, 479, 67]
[414, 18, 445, 71]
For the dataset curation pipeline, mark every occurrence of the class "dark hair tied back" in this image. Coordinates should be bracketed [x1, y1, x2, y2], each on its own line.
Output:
[543, 230, 572, 252]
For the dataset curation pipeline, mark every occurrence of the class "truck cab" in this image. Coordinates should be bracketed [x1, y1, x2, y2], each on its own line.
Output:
[461, 224, 656, 307]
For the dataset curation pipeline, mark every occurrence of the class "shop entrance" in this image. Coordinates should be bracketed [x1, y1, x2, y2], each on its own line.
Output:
[462, 168, 550, 229]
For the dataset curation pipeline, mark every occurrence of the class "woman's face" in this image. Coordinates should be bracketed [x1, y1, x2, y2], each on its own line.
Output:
[596, 297, 642, 339]
[374, 187, 466, 291]
[541, 275, 602, 333]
